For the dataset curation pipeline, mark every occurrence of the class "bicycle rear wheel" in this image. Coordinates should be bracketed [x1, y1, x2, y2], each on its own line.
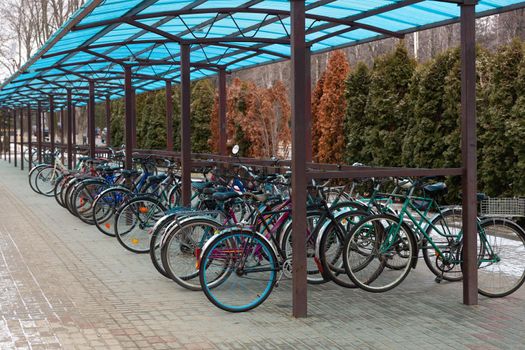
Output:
[72, 180, 107, 224]
[161, 217, 221, 290]
[149, 213, 180, 278]
[93, 187, 133, 237]
[115, 196, 166, 253]
[423, 207, 464, 282]
[199, 230, 278, 312]
[318, 210, 369, 288]
[343, 214, 417, 293]
[280, 211, 328, 285]
[35, 166, 60, 196]
[475, 218, 525, 298]
[28, 164, 47, 194]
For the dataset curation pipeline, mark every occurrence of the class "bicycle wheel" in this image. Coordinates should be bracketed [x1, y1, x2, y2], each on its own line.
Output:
[64, 177, 82, 214]
[475, 218, 525, 297]
[93, 187, 133, 237]
[35, 166, 60, 196]
[53, 174, 70, 208]
[149, 213, 180, 278]
[28, 164, 47, 194]
[318, 210, 369, 288]
[23, 148, 30, 163]
[280, 211, 328, 285]
[161, 217, 222, 290]
[167, 184, 181, 208]
[199, 230, 278, 312]
[343, 214, 417, 293]
[423, 207, 464, 282]
[72, 179, 108, 224]
[115, 197, 166, 253]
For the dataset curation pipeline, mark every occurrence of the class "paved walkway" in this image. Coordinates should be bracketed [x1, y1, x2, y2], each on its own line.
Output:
[0, 160, 524, 350]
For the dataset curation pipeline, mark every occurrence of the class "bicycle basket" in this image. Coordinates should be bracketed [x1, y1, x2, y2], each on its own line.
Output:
[43, 153, 55, 164]
[480, 197, 525, 218]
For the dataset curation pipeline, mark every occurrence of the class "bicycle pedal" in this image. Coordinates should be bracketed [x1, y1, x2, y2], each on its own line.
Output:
[434, 276, 442, 284]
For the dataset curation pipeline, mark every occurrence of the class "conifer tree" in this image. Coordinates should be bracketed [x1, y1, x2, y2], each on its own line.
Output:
[403, 49, 460, 168]
[209, 94, 220, 153]
[506, 45, 525, 195]
[191, 79, 214, 153]
[479, 40, 522, 196]
[110, 99, 124, 147]
[363, 43, 416, 167]
[316, 50, 350, 164]
[345, 62, 370, 164]
[311, 73, 325, 161]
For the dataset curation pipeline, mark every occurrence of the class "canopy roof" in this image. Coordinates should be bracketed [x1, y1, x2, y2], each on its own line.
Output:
[1, 0, 524, 109]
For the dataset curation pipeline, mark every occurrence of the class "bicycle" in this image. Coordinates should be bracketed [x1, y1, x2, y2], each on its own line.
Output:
[342, 179, 525, 297]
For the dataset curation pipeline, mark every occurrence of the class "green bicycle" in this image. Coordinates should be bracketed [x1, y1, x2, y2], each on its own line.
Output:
[342, 180, 525, 297]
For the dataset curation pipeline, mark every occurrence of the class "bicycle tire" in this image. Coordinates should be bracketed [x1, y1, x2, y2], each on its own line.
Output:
[343, 214, 418, 293]
[280, 210, 328, 285]
[28, 164, 48, 194]
[318, 210, 369, 288]
[71, 179, 108, 224]
[199, 229, 278, 312]
[161, 217, 222, 290]
[422, 207, 464, 282]
[115, 196, 166, 253]
[472, 218, 525, 298]
[93, 187, 133, 237]
[35, 166, 60, 197]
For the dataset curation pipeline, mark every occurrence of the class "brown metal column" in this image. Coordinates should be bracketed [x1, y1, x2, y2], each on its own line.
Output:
[166, 80, 174, 151]
[1, 113, 5, 160]
[27, 105, 32, 169]
[37, 101, 42, 163]
[88, 81, 96, 158]
[305, 47, 312, 163]
[67, 89, 73, 169]
[105, 96, 111, 147]
[60, 109, 65, 163]
[14, 109, 17, 167]
[460, 0, 478, 306]
[131, 89, 137, 149]
[180, 43, 192, 207]
[124, 66, 133, 170]
[50, 96, 55, 154]
[8, 110, 12, 164]
[291, 0, 308, 318]
[20, 108, 24, 171]
[72, 104, 76, 148]
[218, 69, 227, 156]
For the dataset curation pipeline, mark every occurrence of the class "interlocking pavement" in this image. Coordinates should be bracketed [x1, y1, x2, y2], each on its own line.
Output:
[0, 160, 524, 349]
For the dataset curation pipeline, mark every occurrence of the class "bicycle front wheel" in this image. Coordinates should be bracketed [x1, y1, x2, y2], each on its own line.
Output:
[199, 230, 278, 312]
[343, 214, 417, 293]
[476, 218, 525, 298]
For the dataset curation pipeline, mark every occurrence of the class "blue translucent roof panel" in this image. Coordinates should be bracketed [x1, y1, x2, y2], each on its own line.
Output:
[2, 0, 525, 108]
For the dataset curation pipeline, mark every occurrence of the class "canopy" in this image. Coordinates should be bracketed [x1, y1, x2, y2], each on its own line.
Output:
[1, 0, 524, 109]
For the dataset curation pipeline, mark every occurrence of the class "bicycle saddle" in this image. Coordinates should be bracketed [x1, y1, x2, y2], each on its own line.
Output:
[212, 191, 241, 202]
[192, 181, 214, 191]
[146, 174, 168, 183]
[202, 186, 228, 195]
[423, 182, 447, 196]
[121, 169, 139, 178]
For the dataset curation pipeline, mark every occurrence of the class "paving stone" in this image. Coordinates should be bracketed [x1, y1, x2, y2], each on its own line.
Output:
[0, 160, 524, 349]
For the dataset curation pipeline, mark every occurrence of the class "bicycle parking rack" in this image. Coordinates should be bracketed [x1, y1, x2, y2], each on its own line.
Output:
[2, 0, 525, 317]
